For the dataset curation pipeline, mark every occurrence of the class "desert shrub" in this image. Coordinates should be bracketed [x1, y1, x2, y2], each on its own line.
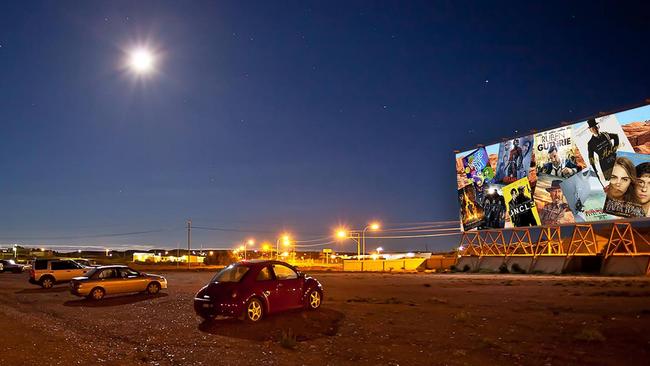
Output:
[462, 264, 471, 272]
[450, 265, 458, 272]
[280, 328, 297, 349]
[498, 263, 509, 274]
[453, 311, 471, 322]
[574, 327, 605, 342]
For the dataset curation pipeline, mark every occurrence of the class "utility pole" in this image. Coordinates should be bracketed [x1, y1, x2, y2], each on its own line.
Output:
[187, 219, 191, 270]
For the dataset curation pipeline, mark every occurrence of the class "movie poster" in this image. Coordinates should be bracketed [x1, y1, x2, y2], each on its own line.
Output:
[534, 175, 575, 225]
[455, 150, 474, 190]
[503, 177, 540, 227]
[534, 126, 585, 179]
[559, 168, 612, 222]
[458, 184, 485, 231]
[479, 184, 510, 229]
[462, 146, 495, 186]
[602, 151, 650, 218]
[495, 135, 535, 185]
[616, 105, 650, 154]
[573, 114, 633, 186]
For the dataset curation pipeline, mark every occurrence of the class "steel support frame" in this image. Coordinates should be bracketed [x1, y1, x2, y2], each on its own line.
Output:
[567, 224, 599, 256]
[535, 226, 563, 257]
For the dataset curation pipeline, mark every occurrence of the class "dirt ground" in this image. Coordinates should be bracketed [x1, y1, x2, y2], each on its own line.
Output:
[1, 271, 650, 366]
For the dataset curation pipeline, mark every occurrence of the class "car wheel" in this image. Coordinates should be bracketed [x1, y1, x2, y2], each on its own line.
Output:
[306, 289, 322, 310]
[146, 282, 161, 295]
[89, 287, 105, 300]
[40, 276, 55, 289]
[244, 298, 264, 322]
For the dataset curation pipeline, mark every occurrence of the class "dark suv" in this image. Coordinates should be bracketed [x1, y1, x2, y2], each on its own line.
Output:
[0, 259, 27, 273]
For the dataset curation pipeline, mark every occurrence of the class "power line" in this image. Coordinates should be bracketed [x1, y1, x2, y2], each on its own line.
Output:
[0, 227, 183, 241]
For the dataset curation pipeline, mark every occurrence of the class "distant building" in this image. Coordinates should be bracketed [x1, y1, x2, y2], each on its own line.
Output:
[132, 252, 205, 263]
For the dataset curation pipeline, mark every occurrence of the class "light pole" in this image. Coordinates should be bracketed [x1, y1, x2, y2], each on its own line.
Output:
[244, 239, 254, 260]
[276, 234, 290, 260]
[362, 222, 381, 262]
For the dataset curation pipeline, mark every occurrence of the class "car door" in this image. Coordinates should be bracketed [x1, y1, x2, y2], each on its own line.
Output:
[118, 267, 145, 292]
[255, 266, 282, 313]
[270, 264, 302, 310]
[96, 268, 120, 293]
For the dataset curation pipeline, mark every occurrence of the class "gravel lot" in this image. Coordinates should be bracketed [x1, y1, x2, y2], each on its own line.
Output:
[1, 270, 650, 365]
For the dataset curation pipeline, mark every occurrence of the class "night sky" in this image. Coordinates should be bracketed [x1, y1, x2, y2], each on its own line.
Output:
[1, 1, 649, 251]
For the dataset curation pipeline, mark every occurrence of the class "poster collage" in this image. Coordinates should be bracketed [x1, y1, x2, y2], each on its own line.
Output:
[455, 104, 650, 231]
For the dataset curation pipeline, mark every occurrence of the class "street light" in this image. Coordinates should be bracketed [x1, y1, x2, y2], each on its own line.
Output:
[362, 222, 381, 261]
[334, 228, 361, 260]
[261, 243, 270, 258]
[276, 234, 291, 260]
[244, 239, 255, 260]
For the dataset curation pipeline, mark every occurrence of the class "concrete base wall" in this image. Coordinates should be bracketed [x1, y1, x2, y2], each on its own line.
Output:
[505, 257, 535, 273]
[455, 256, 480, 272]
[529, 257, 566, 274]
[477, 257, 506, 272]
[602, 256, 650, 275]
[456, 255, 650, 275]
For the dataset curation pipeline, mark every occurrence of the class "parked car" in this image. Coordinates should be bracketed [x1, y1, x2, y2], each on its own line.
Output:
[194, 260, 323, 322]
[69, 265, 168, 300]
[1, 259, 27, 273]
[69, 258, 99, 268]
[29, 259, 90, 288]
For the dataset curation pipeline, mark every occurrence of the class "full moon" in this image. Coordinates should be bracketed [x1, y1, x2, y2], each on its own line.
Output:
[128, 48, 154, 73]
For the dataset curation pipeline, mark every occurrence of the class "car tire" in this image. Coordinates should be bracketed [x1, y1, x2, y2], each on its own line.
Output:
[199, 312, 215, 322]
[40, 276, 55, 289]
[88, 287, 105, 300]
[146, 282, 161, 295]
[306, 289, 322, 310]
[243, 298, 264, 323]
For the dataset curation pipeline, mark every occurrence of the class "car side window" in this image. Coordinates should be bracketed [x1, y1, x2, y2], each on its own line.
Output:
[98, 269, 116, 279]
[272, 264, 297, 280]
[62, 260, 80, 269]
[50, 261, 65, 270]
[119, 268, 139, 278]
[256, 267, 273, 281]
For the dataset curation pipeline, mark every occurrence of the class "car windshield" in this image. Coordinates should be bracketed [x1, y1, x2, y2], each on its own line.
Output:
[83, 268, 99, 278]
[211, 264, 249, 283]
[5, 260, 16, 265]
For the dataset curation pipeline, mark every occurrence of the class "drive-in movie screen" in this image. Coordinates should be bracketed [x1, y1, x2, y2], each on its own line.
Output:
[456, 104, 650, 231]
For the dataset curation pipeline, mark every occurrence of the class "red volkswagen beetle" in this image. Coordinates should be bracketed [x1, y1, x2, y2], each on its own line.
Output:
[194, 260, 323, 322]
